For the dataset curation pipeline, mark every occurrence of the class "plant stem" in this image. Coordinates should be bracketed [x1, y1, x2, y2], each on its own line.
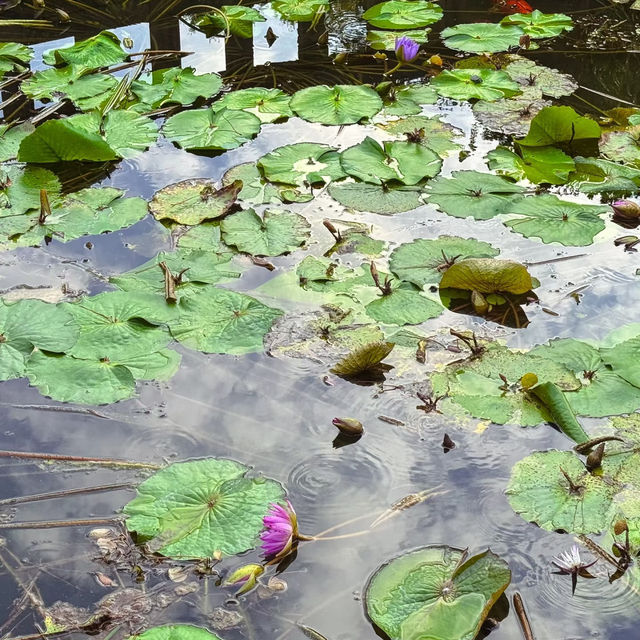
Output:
[0, 517, 121, 530]
[0, 482, 133, 507]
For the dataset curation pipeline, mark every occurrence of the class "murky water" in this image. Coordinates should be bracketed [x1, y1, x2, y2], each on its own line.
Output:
[1, 1, 640, 639]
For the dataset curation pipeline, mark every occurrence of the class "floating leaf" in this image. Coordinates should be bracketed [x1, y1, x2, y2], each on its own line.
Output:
[324, 221, 386, 257]
[0, 41, 33, 75]
[601, 330, 640, 389]
[258, 142, 345, 186]
[473, 97, 551, 136]
[330, 340, 394, 376]
[426, 170, 525, 220]
[190, 5, 265, 37]
[131, 67, 222, 108]
[376, 115, 463, 157]
[501, 10, 573, 39]
[503, 58, 577, 98]
[365, 546, 511, 640]
[124, 458, 284, 558]
[340, 137, 441, 186]
[569, 157, 640, 195]
[329, 181, 422, 215]
[43, 30, 126, 67]
[149, 179, 241, 225]
[367, 29, 430, 51]
[168, 287, 283, 355]
[390, 236, 499, 288]
[0, 299, 78, 381]
[381, 84, 438, 116]
[0, 165, 61, 216]
[441, 23, 524, 54]
[290, 85, 383, 125]
[503, 195, 608, 246]
[440, 258, 533, 295]
[362, 1, 442, 29]
[365, 288, 442, 325]
[486, 146, 574, 185]
[600, 128, 640, 166]
[272, 0, 328, 21]
[220, 208, 310, 256]
[431, 69, 521, 102]
[215, 88, 292, 123]
[130, 626, 223, 640]
[163, 107, 261, 151]
[222, 163, 313, 204]
[518, 106, 601, 147]
[0, 123, 35, 162]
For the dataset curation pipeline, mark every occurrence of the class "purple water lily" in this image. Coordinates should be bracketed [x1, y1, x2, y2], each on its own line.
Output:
[260, 499, 298, 558]
[395, 36, 420, 63]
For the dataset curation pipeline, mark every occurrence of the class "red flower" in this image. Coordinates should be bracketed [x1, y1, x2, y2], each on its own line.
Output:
[490, 0, 533, 14]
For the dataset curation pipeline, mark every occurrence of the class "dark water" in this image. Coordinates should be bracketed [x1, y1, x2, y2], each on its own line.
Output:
[1, 1, 640, 639]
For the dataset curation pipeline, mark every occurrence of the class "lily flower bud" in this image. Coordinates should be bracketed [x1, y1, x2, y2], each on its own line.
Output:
[225, 563, 264, 595]
[612, 200, 640, 220]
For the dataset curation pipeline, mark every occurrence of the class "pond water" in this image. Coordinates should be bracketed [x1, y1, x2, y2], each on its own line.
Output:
[1, 1, 640, 639]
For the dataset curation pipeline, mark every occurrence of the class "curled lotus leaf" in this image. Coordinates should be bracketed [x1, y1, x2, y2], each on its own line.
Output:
[290, 85, 383, 125]
[441, 23, 524, 54]
[330, 341, 394, 376]
[486, 146, 574, 185]
[439, 258, 533, 295]
[124, 458, 285, 558]
[365, 545, 511, 640]
[431, 69, 521, 102]
[149, 179, 241, 225]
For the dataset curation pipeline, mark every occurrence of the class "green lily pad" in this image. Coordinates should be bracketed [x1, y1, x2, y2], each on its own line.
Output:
[129, 626, 222, 640]
[272, 0, 328, 21]
[131, 67, 222, 108]
[257, 142, 345, 186]
[569, 157, 640, 195]
[215, 88, 292, 123]
[340, 137, 441, 186]
[600, 128, 640, 166]
[376, 115, 463, 157]
[601, 330, 640, 389]
[390, 236, 499, 287]
[222, 163, 313, 204]
[441, 23, 524, 54]
[220, 208, 310, 256]
[13, 187, 148, 247]
[0, 299, 78, 381]
[0, 165, 61, 216]
[190, 5, 265, 37]
[362, 1, 442, 29]
[149, 179, 241, 225]
[531, 338, 640, 418]
[426, 170, 525, 220]
[167, 287, 282, 355]
[518, 106, 601, 147]
[43, 30, 126, 67]
[501, 10, 573, 39]
[0, 42, 33, 76]
[124, 458, 284, 558]
[473, 97, 551, 136]
[440, 258, 533, 295]
[504, 58, 577, 98]
[503, 195, 608, 246]
[431, 69, 521, 102]
[381, 84, 438, 117]
[62, 291, 172, 361]
[163, 107, 261, 151]
[365, 288, 443, 325]
[328, 181, 422, 214]
[486, 146, 575, 185]
[507, 450, 618, 534]
[0, 123, 35, 162]
[324, 220, 386, 257]
[365, 546, 511, 640]
[290, 85, 383, 125]
[367, 29, 430, 51]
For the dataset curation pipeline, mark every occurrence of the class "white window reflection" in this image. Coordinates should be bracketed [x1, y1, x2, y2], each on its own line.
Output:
[253, 4, 298, 66]
[179, 21, 227, 73]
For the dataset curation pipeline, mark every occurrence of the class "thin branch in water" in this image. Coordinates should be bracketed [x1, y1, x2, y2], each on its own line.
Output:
[0, 517, 121, 530]
[0, 449, 161, 470]
[0, 482, 133, 507]
[513, 592, 535, 640]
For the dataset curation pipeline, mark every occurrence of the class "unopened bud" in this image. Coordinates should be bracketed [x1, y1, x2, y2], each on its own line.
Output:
[225, 563, 264, 595]
[332, 417, 363, 436]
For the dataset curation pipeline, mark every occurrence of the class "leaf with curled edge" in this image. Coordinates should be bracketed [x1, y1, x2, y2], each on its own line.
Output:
[330, 340, 394, 376]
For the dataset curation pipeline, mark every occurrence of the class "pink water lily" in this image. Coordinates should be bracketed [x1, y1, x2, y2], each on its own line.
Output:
[260, 499, 298, 558]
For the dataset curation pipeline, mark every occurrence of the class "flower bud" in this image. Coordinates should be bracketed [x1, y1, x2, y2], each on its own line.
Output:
[612, 200, 640, 220]
[225, 563, 264, 595]
[332, 417, 363, 436]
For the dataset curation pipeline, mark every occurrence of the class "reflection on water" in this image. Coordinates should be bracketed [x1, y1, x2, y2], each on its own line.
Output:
[2, 1, 640, 639]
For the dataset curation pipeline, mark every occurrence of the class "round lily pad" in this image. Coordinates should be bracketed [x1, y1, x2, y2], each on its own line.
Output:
[600, 128, 640, 166]
[425, 170, 525, 220]
[441, 23, 524, 54]
[272, 0, 328, 21]
[503, 58, 577, 99]
[365, 546, 511, 640]
[130, 626, 222, 640]
[220, 208, 311, 256]
[290, 85, 383, 125]
[131, 67, 223, 108]
[440, 258, 533, 295]
[43, 30, 126, 67]
[376, 115, 463, 158]
[329, 181, 422, 215]
[501, 10, 573, 39]
[473, 97, 551, 136]
[222, 163, 313, 204]
[1, 165, 61, 217]
[362, 1, 442, 29]
[215, 88, 292, 123]
[431, 68, 521, 102]
[365, 288, 443, 325]
[390, 236, 499, 287]
[124, 458, 285, 558]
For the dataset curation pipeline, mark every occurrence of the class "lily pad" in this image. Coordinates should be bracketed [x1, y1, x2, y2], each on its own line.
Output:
[518, 106, 601, 147]
[149, 179, 241, 225]
[131, 67, 222, 108]
[381, 84, 438, 117]
[130, 626, 223, 640]
[290, 85, 383, 125]
[390, 236, 499, 288]
[365, 546, 511, 640]
[503, 195, 608, 246]
[473, 97, 551, 136]
[124, 458, 285, 558]
[163, 107, 261, 151]
[365, 288, 443, 325]
[0, 123, 35, 162]
[362, 1, 442, 29]
[504, 58, 577, 98]
[600, 128, 640, 166]
[0, 299, 78, 381]
[569, 157, 640, 195]
[328, 181, 422, 215]
[0, 41, 33, 76]
[501, 10, 573, 39]
[601, 330, 640, 389]
[272, 0, 328, 21]
[190, 5, 265, 37]
[441, 23, 524, 54]
[215, 88, 292, 123]
[258, 143, 345, 186]
[486, 146, 575, 185]
[222, 163, 313, 204]
[376, 115, 463, 157]
[367, 29, 430, 51]
[431, 69, 521, 102]
[426, 170, 525, 220]
[440, 258, 533, 295]
[43, 30, 126, 67]
[330, 340, 394, 376]
[340, 137, 441, 186]
[167, 287, 283, 355]
[220, 208, 310, 256]
[0, 165, 61, 216]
